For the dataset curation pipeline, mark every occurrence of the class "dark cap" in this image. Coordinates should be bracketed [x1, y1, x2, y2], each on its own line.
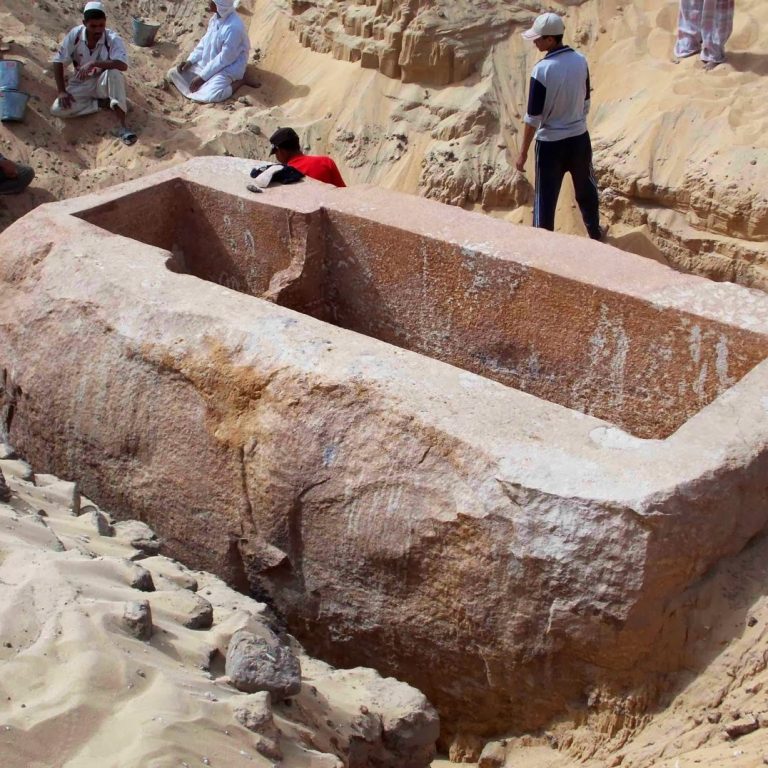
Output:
[268, 127, 300, 155]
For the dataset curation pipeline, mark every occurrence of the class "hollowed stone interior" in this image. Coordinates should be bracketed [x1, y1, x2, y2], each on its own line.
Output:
[77, 178, 768, 440]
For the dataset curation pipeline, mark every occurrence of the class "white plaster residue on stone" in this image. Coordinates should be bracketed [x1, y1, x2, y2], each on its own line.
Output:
[692, 361, 708, 398]
[573, 304, 629, 413]
[589, 426, 656, 451]
[460, 242, 492, 259]
[689, 325, 702, 365]
[716, 335, 734, 392]
[244, 229, 255, 255]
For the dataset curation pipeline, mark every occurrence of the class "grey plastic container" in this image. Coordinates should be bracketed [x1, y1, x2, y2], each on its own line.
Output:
[132, 18, 161, 47]
[0, 60, 23, 91]
[0, 89, 30, 122]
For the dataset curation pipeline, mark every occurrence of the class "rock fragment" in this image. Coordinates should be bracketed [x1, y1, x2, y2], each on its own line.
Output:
[79, 509, 114, 537]
[478, 740, 507, 767]
[123, 600, 153, 640]
[725, 716, 759, 739]
[113, 520, 161, 556]
[149, 590, 214, 630]
[226, 628, 301, 699]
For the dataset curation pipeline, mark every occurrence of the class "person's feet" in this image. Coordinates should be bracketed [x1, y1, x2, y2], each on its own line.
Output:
[231, 78, 245, 94]
[111, 126, 138, 146]
[702, 60, 722, 71]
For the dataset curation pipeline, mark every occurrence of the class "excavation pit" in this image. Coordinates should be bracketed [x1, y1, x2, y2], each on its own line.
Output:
[5, 157, 768, 738]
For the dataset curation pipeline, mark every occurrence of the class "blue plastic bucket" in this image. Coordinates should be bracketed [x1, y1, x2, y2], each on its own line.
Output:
[132, 18, 161, 47]
[0, 59, 23, 91]
[0, 89, 30, 122]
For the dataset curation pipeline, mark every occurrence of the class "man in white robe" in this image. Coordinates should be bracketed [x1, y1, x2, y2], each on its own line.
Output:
[51, 1, 136, 145]
[168, 0, 250, 103]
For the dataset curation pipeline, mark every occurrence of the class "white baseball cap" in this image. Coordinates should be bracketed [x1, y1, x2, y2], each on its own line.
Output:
[521, 12, 565, 40]
[83, 1, 106, 13]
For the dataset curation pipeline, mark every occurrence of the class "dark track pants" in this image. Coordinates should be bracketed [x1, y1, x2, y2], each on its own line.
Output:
[533, 132, 601, 240]
[0, 165, 35, 195]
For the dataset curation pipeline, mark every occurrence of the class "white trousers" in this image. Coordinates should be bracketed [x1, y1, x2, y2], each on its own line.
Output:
[51, 69, 128, 118]
[675, 0, 735, 63]
[167, 65, 236, 104]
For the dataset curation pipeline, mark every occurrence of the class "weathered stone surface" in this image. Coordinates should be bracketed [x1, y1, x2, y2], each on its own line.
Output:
[34, 477, 80, 515]
[724, 717, 759, 739]
[123, 600, 153, 640]
[226, 628, 301, 699]
[478, 740, 507, 768]
[79, 509, 115, 537]
[233, 690, 277, 734]
[149, 590, 213, 630]
[2, 158, 768, 741]
[113, 520, 161, 556]
[125, 561, 155, 592]
[141, 555, 198, 592]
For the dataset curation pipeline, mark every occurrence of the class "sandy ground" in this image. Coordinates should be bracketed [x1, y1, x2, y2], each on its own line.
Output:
[0, 450, 439, 768]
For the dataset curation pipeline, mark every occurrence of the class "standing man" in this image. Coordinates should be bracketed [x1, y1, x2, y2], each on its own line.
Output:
[0, 154, 35, 195]
[268, 128, 346, 187]
[515, 13, 602, 241]
[674, 0, 735, 69]
[169, 1, 250, 104]
[51, 1, 136, 145]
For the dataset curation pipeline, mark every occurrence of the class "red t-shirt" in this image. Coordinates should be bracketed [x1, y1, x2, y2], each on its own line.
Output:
[288, 155, 346, 188]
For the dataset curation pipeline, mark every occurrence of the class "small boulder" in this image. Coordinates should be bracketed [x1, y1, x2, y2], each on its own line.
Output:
[725, 717, 759, 739]
[234, 691, 280, 743]
[478, 740, 507, 768]
[79, 509, 114, 537]
[34, 476, 80, 513]
[226, 629, 301, 699]
[149, 590, 213, 629]
[125, 561, 155, 592]
[123, 600, 153, 640]
[114, 520, 161, 556]
[141, 555, 198, 592]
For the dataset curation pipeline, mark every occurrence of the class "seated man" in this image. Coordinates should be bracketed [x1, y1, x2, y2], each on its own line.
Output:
[268, 128, 346, 188]
[0, 154, 35, 195]
[169, 1, 250, 104]
[51, 1, 136, 145]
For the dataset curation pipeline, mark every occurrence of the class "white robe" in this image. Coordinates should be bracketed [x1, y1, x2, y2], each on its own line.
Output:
[169, 1, 250, 104]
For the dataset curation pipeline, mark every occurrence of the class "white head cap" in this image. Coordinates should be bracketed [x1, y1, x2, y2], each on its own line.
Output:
[83, 1, 106, 14]
[214, 0, 237, 18]
[521, 12, 565, 40]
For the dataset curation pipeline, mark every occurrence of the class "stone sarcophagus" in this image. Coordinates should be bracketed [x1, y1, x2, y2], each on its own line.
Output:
[1, 157, 768, 740]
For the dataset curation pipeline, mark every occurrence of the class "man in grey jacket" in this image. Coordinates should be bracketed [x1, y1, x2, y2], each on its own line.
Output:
[515, 13, 602, 241]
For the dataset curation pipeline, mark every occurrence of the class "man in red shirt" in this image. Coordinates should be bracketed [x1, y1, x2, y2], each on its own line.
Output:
[268, 127, 346, 188]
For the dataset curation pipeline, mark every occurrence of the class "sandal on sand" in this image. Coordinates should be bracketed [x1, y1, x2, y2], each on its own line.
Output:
[112, 126, 138, 146]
